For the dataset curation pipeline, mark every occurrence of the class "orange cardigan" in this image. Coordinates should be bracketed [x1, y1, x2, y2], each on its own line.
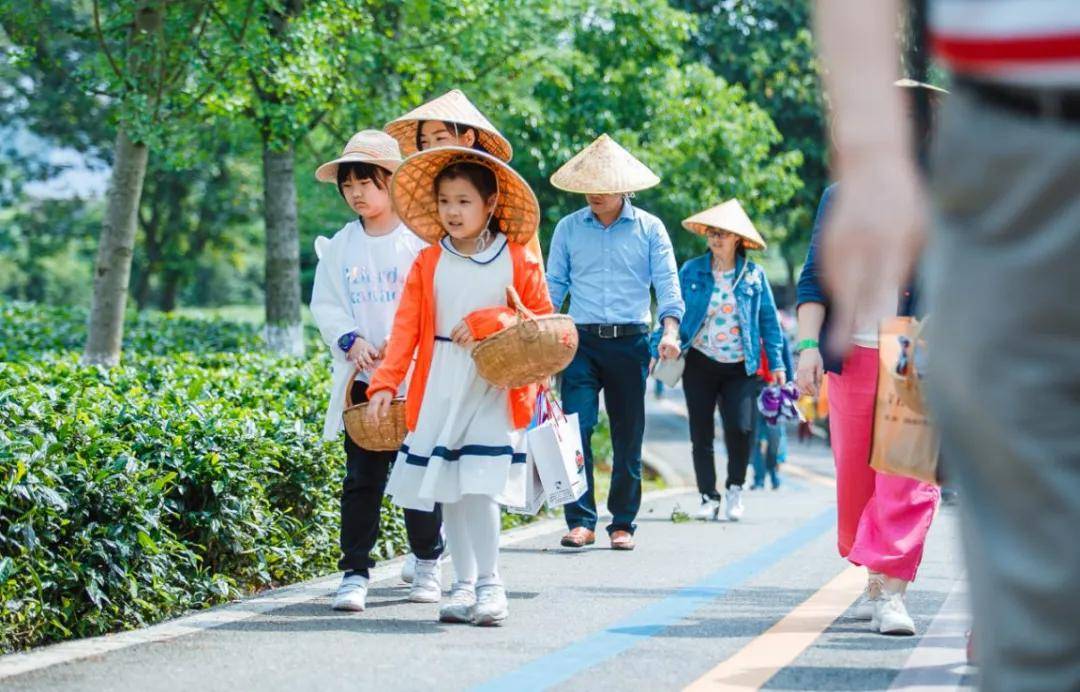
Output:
[368, 241, 555, 431]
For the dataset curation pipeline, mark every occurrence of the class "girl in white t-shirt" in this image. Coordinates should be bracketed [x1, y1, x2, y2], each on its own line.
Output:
[309, 130, 441, 613]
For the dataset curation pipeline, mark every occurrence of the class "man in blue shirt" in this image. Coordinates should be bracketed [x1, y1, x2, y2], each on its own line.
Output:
[546, 134, 684, 551]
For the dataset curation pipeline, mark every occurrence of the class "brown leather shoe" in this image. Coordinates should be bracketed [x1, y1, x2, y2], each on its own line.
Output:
[560, 527, 596, 548]
[610, 530, 635, 551]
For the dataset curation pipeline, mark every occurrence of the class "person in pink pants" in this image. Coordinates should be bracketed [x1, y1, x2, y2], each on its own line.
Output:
[829, 347, 939, 604]
[796, 184, 941, 635]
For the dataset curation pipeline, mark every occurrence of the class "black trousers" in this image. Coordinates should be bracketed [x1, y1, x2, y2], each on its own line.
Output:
[339, 381, 443, 576]
[682, 348, 758, 496]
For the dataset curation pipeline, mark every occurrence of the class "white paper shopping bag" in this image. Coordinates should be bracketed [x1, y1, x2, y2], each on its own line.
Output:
[528, 400, 587, 507]
[504, 451, 545, 515]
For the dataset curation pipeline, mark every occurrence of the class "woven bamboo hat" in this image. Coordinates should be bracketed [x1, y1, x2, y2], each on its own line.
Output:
[549, 134, 660, 194]
[384, 89, 513, 162]
[391, 146, 539, 246]
[315, 130, 402, 183]
[682, 199, 767, 251]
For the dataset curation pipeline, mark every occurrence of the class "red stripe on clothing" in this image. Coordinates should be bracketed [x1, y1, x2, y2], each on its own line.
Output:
[932, 33, 1080, 65]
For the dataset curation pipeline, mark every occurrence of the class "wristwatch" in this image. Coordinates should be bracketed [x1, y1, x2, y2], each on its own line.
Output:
[338, 331, 360, 354]
[794, 338, 819, 354]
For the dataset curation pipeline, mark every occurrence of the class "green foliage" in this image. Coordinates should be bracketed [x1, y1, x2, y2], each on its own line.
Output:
[0, 301, 295, 360]
[674, 0, 828, 284]
[4, 0, 814, 311]
[0, 302, 369, 653]
[0, 352, 343, 652]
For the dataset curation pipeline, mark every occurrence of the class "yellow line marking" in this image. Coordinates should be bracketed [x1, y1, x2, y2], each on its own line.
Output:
[683, 566, 864, 691]
[784, 463, 836, 488]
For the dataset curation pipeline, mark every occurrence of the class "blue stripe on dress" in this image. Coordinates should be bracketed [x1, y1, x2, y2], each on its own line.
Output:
[401, 444, 526, 467]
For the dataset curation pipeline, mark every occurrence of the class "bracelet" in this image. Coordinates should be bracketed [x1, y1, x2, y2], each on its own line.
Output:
[795, 338, 819, 353]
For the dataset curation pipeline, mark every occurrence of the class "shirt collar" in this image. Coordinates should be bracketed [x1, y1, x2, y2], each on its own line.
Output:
[440, 232, 507, 263]
[586, 198, 636, 226]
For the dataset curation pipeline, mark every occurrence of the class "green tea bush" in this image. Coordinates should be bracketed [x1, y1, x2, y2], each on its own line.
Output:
[0, 301, 551, 653]
[0, 302, 274, 360]
[0, 355, 357, 652]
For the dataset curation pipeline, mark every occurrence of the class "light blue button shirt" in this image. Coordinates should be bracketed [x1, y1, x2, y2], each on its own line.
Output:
[546, 200, 684, 326]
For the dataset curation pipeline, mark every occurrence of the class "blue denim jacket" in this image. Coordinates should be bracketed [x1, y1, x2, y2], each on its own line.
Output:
[651, 253, 785, 377]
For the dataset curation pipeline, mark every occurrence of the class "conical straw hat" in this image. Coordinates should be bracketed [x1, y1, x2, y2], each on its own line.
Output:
[549, 134, 660, 194]
[391, 146, 539, 246]
[315, 130, 402, 182]
[384, 89, 513, 162]
[682, 199, 767, 251]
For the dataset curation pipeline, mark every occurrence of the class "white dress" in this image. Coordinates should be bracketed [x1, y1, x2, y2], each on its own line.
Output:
[385, 234, 527, 512]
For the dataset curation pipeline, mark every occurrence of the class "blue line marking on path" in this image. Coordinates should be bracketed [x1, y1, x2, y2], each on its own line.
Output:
[473, 507, 837, 692]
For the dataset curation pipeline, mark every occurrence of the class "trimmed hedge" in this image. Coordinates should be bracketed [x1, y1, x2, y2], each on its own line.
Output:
[0, 303, 399, 653]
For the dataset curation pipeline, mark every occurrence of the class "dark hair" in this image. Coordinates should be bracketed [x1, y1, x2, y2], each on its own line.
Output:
[434, 161, 502, 234]
[415, 120, 491, 155]
[336, 161, 391, 198]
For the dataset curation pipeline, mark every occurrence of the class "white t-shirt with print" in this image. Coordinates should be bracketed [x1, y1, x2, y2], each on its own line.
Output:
[341, 221, 427, 381]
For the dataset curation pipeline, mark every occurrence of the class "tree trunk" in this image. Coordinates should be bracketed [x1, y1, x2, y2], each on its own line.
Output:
[262, 143, 304, 356]
[83, 130, 149, 366]
[159, 269, 181, 312]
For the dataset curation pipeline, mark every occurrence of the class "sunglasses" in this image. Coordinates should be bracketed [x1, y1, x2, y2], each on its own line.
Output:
[706, 229, 737, 240]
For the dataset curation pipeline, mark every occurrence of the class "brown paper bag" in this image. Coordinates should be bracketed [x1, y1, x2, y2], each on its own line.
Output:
[869, 317, 940, 484]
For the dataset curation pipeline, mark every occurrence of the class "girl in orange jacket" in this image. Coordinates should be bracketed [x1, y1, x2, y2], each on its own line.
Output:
[367, 147, 552, 626]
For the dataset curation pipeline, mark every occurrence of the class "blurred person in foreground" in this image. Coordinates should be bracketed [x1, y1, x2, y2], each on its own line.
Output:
[814, 1, 1080, 689]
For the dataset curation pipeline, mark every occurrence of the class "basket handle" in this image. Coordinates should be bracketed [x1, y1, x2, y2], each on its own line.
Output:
[343, 367, 363, 409]
[506, 285, 536, 322]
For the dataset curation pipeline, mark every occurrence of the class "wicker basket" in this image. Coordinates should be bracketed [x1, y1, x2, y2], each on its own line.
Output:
[342, 372, 408, 451]
[472, 286, 579, 389]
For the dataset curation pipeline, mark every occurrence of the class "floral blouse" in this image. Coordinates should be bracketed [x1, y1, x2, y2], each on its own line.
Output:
[692, 268, 745, 363]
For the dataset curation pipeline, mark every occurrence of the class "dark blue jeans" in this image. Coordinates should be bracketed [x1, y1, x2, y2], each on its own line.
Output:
[561, 330, 650, 535]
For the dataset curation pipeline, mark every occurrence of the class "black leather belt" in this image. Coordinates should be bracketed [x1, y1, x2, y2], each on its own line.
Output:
[576, 323, 650, 339]
[958, 77, 1080, 123]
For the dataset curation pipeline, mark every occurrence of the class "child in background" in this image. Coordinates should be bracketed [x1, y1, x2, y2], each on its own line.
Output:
[309, 131, 442, 612]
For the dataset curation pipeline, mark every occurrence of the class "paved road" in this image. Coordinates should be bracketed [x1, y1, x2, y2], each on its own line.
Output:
[2, 388, 974, 691]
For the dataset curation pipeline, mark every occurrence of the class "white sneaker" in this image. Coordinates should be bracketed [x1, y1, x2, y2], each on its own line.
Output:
[853, 571, 885, 620]
[696, 495, 722, 521]
[724, 486, 745, 521]
[409, 559, 442, 603]
[331, 572, 368, 612]
[439, 582, 477, 623]
[401, 553, 417, 584]
[473, 580, 509, 626]
[872, 587, 915, 636]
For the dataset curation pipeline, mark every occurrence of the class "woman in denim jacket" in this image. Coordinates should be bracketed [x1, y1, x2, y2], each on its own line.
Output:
[651, 200, 786, 522]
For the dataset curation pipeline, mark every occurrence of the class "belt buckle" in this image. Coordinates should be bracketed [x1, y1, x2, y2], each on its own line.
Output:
[598, 324, 618, 339]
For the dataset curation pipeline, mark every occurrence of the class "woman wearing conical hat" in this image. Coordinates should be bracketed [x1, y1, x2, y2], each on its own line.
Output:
[545, 134, 684, 552]
[653, 199, 787, 526]
[384, 90, 544, 265]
